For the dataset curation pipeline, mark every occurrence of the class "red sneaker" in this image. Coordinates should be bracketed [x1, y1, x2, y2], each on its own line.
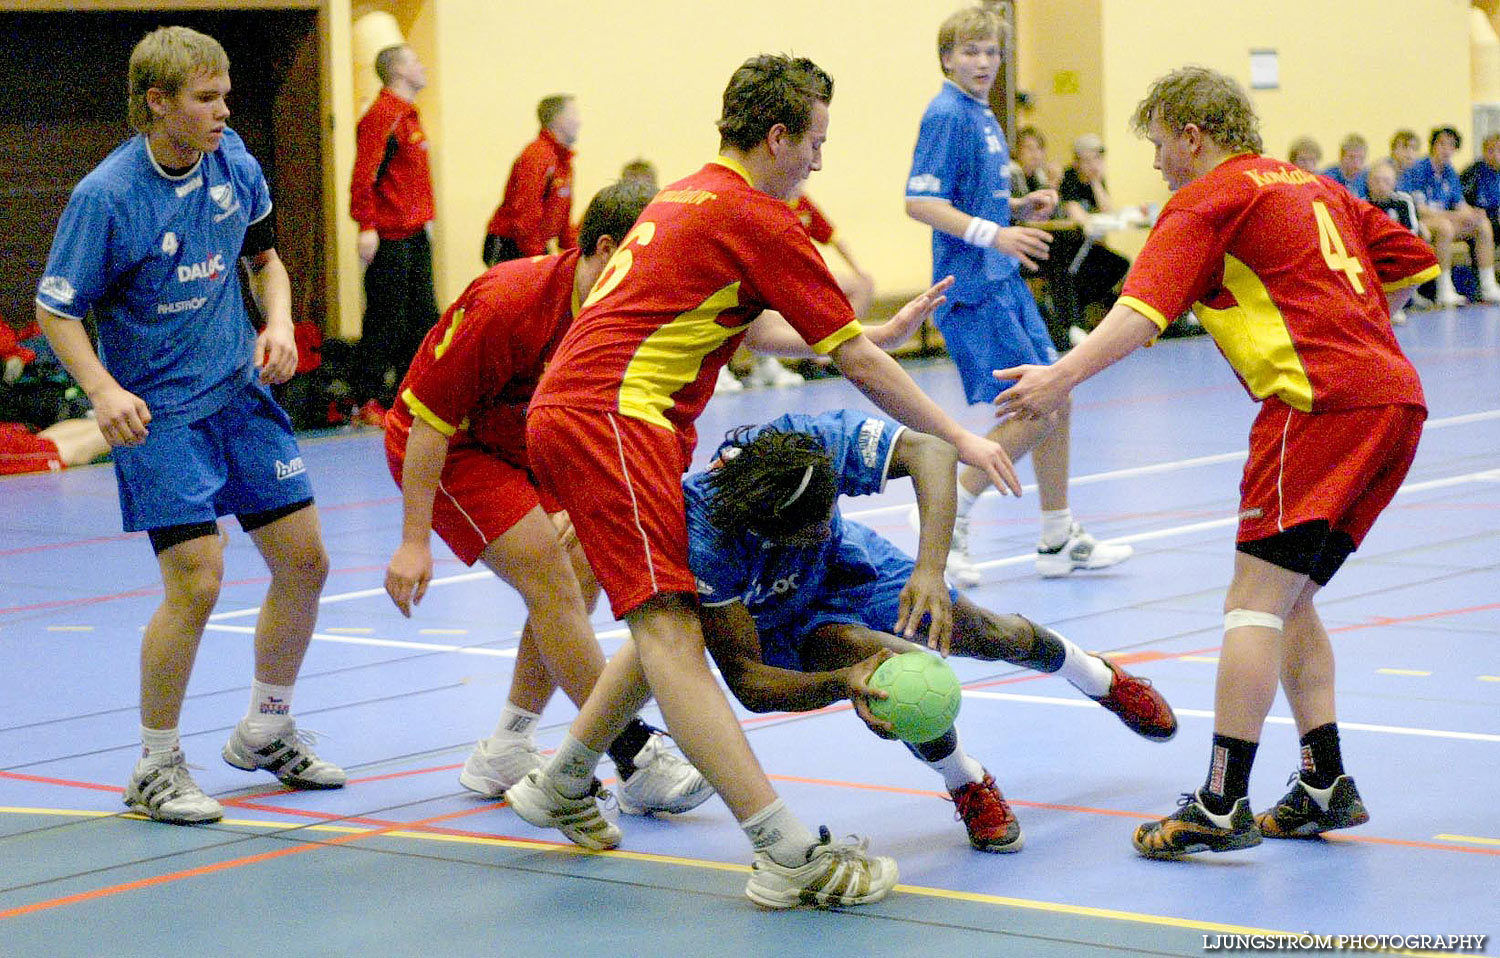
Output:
[1090, 657, 1177, 741]
[951, 772, 1022, 853]
[358, 399, 388, 428]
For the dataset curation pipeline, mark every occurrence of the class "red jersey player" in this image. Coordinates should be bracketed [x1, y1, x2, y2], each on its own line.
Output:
[995, 66, 1438, 859]
[382, 181, 716, 817]
[504, 54, 1020, 910]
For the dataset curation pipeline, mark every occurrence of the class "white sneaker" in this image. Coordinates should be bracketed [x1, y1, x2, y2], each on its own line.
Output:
[744, 355, 806, 388]
[222, 720, 347, 789]
[1035, 522, 1133, 578]
[504, 770, 622, 850]
[745, 827, 899, 909]
[124, 751, 224, 824]
[1391, 308, 1408, 326]
[615, 732, 715, 815]
[714, 365, 744, 393]
[1067, 324, 1089, 347]
[1480, 280, 1500, 304]
[1409, 291, 1435, 310]
[459, 738, 543, 798]
[1435, 278, 1467, 308]
[908, 505, 980, 588]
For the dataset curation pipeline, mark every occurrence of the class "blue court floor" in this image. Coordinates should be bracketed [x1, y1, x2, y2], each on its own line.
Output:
[1, 307, 1497, 957]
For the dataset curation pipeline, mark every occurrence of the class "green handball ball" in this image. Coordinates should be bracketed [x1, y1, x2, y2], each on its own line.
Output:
[866, 651, 962, 744]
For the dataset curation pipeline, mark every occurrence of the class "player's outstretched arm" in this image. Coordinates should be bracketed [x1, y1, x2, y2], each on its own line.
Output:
[700, 602, 890, 722]
[888, 430, 959, 653]
[861, 275, 954, 351]
[831, 334, 1021, 496]
[386, 417, 449, 617]
[994, 301, 1159, 423]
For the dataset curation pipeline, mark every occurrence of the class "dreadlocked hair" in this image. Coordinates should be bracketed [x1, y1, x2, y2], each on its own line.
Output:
[706, 425, 838, 541]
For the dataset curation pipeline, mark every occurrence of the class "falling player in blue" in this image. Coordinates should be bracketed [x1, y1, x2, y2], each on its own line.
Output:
[684, 409, 1178, 853]
[35, 26, 344, 825]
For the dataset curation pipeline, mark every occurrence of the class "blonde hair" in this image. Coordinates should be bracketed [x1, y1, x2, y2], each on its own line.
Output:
[128, 26, 229, 134]
[937, 6, 1008, 66]
[1130, 66, 1263, 155]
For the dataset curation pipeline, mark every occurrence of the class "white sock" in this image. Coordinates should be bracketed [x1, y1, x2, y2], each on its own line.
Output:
[925, 738, 987, 793]
[243, 681, 294, 740]
[1057, 644, 1114, 698]
[741, 798, 819, 867]
[1438, 271, 1459, 295]
[543, 733, 602, 799]
[139, 725, 180, 765]
[1040, 508, 1074, 547]
[491, 703, 541, 742]
[1482, 271, 1500, 294]
[955, 484, 980, 519]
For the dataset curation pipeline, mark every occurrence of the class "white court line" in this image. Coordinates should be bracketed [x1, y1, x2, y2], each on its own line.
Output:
[848, 406, 1500, 520]
[208, 410, 1500, 627]
[205, 622, 517, 657]
[964, 691, 1500, 744]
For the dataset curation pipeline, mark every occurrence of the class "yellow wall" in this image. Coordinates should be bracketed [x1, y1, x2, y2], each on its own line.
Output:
[326, 0, 1479, 334]
[1099, 0, 1473, 214]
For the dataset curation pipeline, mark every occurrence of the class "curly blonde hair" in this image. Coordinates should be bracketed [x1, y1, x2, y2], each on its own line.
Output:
[1130, 66, 1262, 155]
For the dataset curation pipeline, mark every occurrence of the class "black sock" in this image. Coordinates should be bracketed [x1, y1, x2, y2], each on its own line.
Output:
[606, 719, 655, 780]
[905, 726, 959, 763]
[1200, 734, 1258, 815]
[1298, 723, 1344, 789]
[1013, 619, 1067, 673]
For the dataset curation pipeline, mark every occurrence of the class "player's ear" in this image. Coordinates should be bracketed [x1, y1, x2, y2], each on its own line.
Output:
[594, 234, 619, 259]
[146, 86, 171, 119]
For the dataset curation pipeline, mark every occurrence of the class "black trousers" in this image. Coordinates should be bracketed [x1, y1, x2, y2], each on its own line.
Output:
[356, 229, 439, 406]
[482, 233, 523, 268]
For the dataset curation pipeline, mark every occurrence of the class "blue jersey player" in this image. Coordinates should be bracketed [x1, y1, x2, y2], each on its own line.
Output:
[904, 5, 1132, 588]
[685, 409, 1177, 853]
[35, 26, 344, 824]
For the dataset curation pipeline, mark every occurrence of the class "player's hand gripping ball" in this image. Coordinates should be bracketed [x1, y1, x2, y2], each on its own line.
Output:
[866, 651, 962, 743]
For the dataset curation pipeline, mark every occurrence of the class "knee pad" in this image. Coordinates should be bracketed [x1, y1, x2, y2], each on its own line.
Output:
[1224, 609, 1284, 633]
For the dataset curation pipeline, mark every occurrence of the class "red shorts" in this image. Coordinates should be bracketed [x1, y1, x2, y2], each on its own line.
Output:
[527, 406, 697, 618]
[1238, 400, 1424, 548]
[383, 427, 556, 566]
[0, 423, 62, 476]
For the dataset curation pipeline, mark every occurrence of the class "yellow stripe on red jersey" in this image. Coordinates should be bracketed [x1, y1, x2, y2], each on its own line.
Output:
[1121, 154, 1434, 412]
[534, 159, 861, 446]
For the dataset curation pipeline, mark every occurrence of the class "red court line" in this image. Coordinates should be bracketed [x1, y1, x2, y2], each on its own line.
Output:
[0, 801, 504, 923]
[0, 533, 143, 557]
[0, 771, 121, 794]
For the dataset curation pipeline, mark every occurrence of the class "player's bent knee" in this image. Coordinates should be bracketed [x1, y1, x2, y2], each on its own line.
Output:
[1223, 608, 1284, 633]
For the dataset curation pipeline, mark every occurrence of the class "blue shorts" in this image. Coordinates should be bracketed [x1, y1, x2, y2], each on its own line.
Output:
[935, 275, 1057, 405]
[113, 382, 314, 532]
[757, 523, 959, 671]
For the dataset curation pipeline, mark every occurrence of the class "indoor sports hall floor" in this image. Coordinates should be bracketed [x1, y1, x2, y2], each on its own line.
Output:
[2, 308, 1497, 957]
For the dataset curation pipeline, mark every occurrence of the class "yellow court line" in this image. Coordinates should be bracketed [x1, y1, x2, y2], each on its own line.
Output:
[1479, 676, 1500, 683]
[45, 626, 94, 632]
[1377, 669, 1432, 677]
[0, 806, 1473, 953]
[1179, 656, 1219, 663]
[1434, 833, 1500, 847]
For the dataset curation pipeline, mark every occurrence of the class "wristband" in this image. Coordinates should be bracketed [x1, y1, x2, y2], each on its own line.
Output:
[962, 217, 1000, 248]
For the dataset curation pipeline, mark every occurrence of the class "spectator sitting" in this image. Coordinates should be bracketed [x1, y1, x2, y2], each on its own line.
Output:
[1390, 128, 1422, 179]
[1049, 133, 1132, 347]
[1400, 125, 1500, 306]
[1011, 125, 1060, 197]
[1288, 135, 1323, 173]
[1366, 158, 1423, 323]
[1321, 133, 1368, 199]
[1461, 132, 1500, 239]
